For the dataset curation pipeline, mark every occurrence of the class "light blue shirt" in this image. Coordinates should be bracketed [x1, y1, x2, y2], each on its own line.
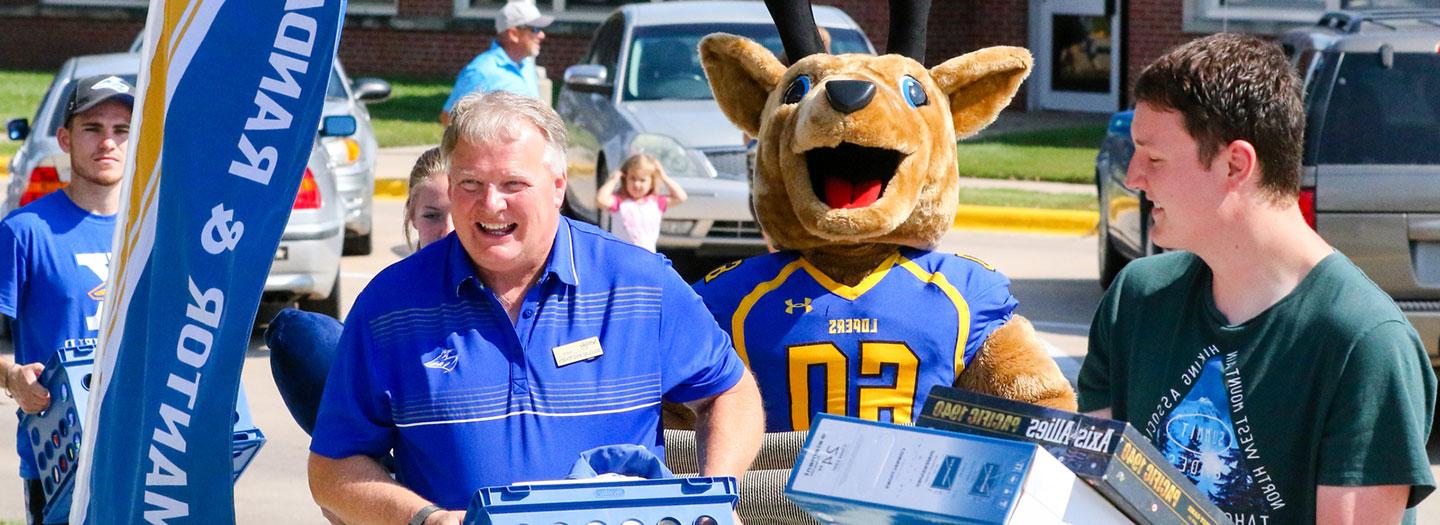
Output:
[311, 219, 744, 509]
[443, 41, 540, 112]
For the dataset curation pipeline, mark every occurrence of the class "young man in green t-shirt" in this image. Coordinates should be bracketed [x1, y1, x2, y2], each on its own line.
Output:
[1078, 33, 1435, 524]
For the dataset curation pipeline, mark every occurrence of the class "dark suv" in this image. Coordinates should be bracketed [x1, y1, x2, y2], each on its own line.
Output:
[1095, 8, 1440, 363]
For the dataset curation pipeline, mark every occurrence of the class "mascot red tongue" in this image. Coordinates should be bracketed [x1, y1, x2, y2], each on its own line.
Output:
[688, 0, 1078, 437]
[823, 177, 882, 209]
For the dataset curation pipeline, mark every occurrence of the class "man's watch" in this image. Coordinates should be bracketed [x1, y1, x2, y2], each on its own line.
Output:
[408, 504, 442, 525]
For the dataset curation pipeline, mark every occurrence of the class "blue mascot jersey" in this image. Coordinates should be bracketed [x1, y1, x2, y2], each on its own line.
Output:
[693, 248, 1017, 432]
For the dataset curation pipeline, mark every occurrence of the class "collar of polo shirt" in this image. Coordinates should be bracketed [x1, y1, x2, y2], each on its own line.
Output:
[444, 217, 581, 297]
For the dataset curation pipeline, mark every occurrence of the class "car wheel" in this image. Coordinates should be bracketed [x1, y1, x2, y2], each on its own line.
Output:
[298, 274, 342, 320]
[343, 233, 372, 256]
[1097, 195, 1129, 290]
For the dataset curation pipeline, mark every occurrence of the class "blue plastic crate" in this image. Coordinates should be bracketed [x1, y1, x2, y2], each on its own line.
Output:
[20, 351, 265, 523]
[465, 477, 738, 525]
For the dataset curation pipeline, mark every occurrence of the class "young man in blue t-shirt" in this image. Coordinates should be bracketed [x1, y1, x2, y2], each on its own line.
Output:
[0, 75, 133, 525]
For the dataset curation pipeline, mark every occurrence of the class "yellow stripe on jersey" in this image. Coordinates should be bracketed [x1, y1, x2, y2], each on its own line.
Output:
[796, 251, 902, 300]
[897, 256, 972, 378]
[732, 259, 807, 366]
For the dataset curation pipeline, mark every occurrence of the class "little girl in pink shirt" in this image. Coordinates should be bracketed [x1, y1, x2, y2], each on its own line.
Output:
[595, 153, 688, 252]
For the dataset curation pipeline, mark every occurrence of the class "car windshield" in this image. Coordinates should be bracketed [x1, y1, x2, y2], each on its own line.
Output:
[622, 23, 870, 101]
[1316, 52, 1440, 165]
[46, 74, 140, 137]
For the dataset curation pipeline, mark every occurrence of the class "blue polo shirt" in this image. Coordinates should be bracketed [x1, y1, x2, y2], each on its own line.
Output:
[311, 218, 744, 510]
[443, 41, 540, 112]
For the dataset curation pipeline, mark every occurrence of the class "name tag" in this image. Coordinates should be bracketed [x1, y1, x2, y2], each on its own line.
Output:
[553, 336, 603, 367]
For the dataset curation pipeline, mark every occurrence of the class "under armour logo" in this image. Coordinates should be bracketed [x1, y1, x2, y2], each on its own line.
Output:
[424, 348, 459, 373]
[784, 298, 812, 314]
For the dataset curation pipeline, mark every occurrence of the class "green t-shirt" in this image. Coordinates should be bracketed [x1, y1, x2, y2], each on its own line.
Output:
[1079, 251, 1436, 524]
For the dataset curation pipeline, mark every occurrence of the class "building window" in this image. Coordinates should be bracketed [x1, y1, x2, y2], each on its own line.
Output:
[1197, 0, 1340, 23]
[350, 0, 398, 15]
[456, 0, 656, 24]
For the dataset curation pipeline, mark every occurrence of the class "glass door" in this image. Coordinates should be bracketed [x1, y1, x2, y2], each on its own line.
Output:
[1029, 0, 1121, 112]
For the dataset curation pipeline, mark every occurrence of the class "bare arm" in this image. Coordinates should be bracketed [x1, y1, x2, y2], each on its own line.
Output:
[656, 167, 687, 205]
[308, 453, 464, 525]
[595, 171, 622, 211]
[0, 356, 49, 414]
[1316, 485, 1408, 525]
[684, 371, 763, 478]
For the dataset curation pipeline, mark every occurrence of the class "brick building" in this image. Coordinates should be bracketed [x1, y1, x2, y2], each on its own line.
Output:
[0, 0, 1394, 113]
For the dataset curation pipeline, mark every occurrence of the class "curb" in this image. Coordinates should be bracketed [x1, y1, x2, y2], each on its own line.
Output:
[953, 205, 1097, 235]
[376, 178, 406, 200]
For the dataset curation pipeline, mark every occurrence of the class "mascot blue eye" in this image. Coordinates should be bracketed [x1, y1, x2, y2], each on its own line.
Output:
[782, 76, 811, 104]
[900, 76, 928, 108]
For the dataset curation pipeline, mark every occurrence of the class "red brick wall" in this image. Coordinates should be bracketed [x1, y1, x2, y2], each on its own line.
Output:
[1125, 0, 1199, 103]
[336, 27, 591, 80]
[0, 15, 142, 70]
[0, 0, 1204, 109]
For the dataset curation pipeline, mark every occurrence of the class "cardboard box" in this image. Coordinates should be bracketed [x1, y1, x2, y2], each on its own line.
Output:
[785, 414, 1131, 524]
[917, 387, 1228, 525]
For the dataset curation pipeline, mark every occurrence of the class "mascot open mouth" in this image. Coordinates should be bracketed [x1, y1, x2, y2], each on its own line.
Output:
[805, 142, 904, 209]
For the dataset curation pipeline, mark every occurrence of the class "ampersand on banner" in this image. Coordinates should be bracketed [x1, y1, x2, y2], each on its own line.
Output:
[201, 204, 245, 254]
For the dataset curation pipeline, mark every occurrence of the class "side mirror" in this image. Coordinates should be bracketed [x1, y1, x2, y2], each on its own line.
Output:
[351, 77, 391, 103]
[564, 64, 612, 95]
[7, 118, 30, 141]
[320, 115, 357, 137]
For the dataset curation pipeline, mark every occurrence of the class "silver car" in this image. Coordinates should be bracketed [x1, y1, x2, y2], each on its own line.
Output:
[557, 1, 874, 258]
[4, 52, 349, 318]
[125, 36, 391, 256]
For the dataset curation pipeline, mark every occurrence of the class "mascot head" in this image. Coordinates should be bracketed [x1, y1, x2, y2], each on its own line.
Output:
[700, 0, 1032, 257]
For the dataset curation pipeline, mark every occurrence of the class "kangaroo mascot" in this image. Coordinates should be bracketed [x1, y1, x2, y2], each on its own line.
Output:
[690, 0, 1076, 433]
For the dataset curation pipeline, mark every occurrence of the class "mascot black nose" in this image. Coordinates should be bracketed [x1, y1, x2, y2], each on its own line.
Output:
[825, 80, 876, 114]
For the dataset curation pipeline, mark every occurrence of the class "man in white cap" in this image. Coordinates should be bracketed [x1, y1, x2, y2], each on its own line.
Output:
[440, 0, 554, 125]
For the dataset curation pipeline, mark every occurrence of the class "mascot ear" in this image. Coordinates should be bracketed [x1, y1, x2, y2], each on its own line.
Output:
[930, 46, 1033, 139]
[700, 33, 785, 137]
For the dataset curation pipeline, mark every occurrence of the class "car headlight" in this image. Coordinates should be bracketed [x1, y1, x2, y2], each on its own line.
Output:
[627, 133, 713, 179]
[659, 219, 696, 235]
[322, 137, 362, 167]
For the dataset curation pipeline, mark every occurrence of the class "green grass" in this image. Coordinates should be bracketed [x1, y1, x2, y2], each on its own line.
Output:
[956, 125, 1107, 185]
[0, 70, 55, 159]
[959, 187, 1098, 211]
[365, 75, 450, 148]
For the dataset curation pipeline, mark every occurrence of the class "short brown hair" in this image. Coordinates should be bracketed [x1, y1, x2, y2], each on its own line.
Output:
[1133, 33, 1305, 200]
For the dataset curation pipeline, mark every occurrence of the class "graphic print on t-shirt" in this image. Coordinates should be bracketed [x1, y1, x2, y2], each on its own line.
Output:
[74, 252, 110, 332]
[1148, 345, 1287, 523]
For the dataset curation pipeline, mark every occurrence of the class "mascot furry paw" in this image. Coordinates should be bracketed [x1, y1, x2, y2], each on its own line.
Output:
[689, 0, 1076, 433]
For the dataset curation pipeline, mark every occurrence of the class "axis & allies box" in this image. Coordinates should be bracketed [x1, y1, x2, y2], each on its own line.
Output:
[917, 386, 1229, 525]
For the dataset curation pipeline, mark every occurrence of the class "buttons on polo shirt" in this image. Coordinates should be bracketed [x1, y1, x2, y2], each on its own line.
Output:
[522, 308, 534, 319]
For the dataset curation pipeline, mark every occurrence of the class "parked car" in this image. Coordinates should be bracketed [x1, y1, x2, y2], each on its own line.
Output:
[125, 35, 392, 256]
[1095, 8, 1440, 363]
[556, 1, 875, 258]
[3, 52, 350, 317]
